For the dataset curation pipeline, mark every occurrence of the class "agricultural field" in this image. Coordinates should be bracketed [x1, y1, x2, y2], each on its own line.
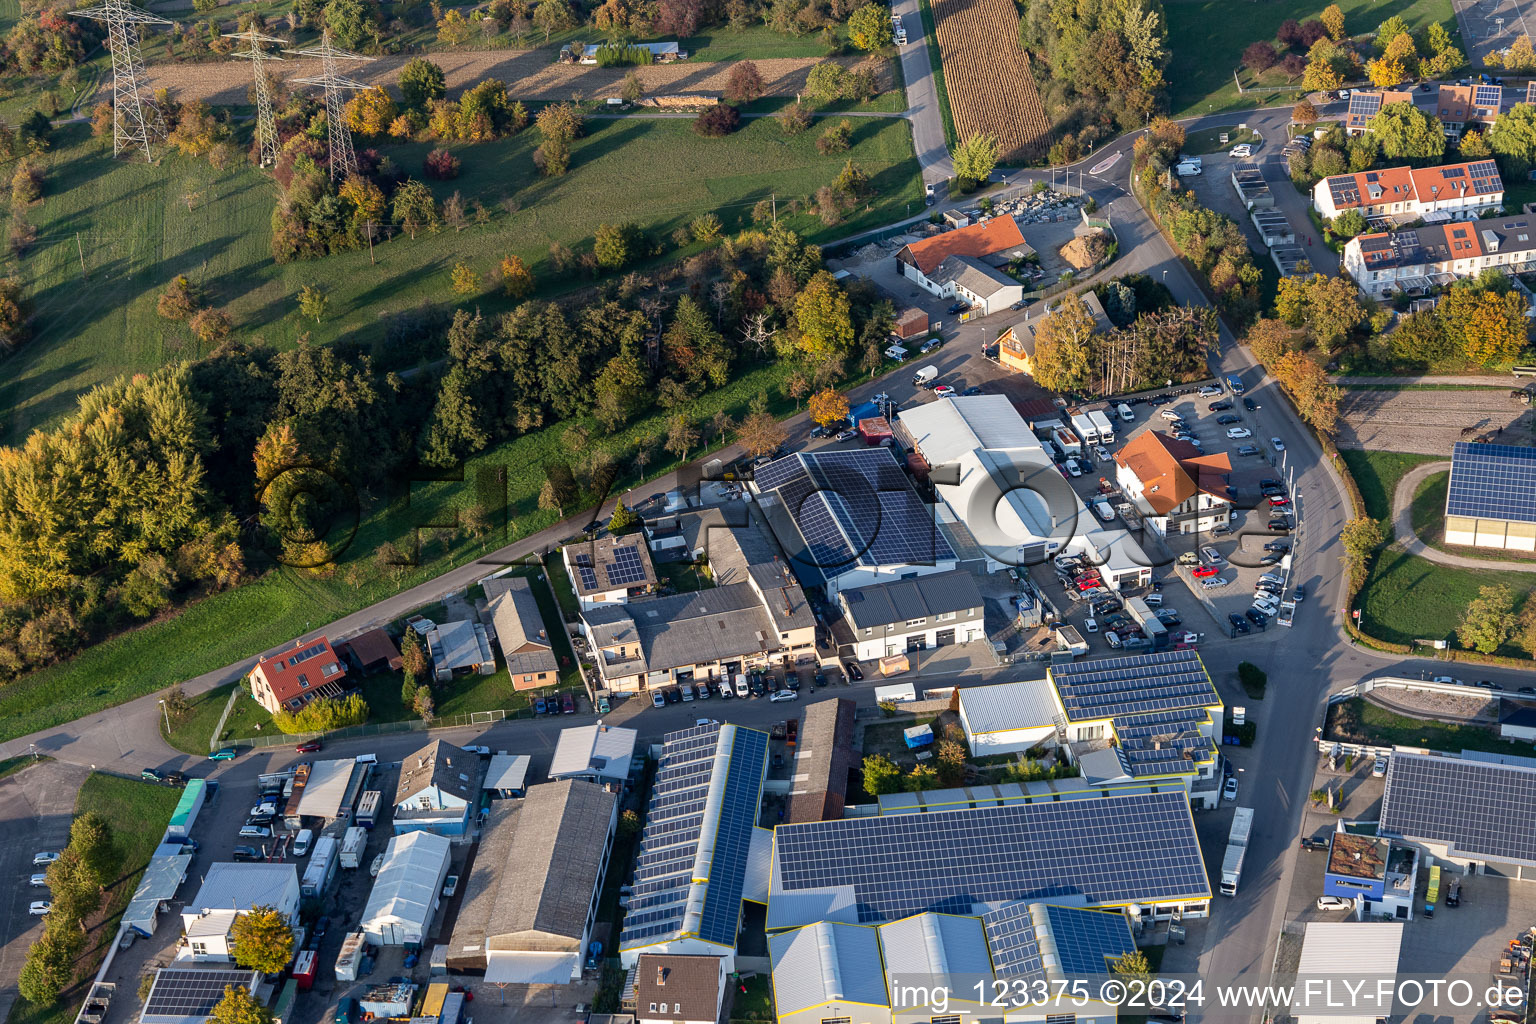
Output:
[1336, 385, 1534, 456]
[928, 0, 1047, 163]
[1, 114, 921, 443]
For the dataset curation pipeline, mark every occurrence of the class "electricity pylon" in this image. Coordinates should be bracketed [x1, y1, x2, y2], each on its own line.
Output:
[224, 29, 287, 168]
[287, 30, 372, 181]
[70, 0, 171, 161]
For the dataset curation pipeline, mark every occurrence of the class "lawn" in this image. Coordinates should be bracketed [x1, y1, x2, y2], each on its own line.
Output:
[1357, 545, 1536, 650]
[656, 559, 715, 593]
[1326, 696, 1536, 755]
[7, 774, 181, 1024]
[162, 682, 238, 754]
[1165, 0, 1459, 117]
[1339, 449, 1442, 520]
[2, 114, 920, 443]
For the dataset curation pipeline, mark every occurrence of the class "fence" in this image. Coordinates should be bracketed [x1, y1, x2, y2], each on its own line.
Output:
[231, 707, 520, 749]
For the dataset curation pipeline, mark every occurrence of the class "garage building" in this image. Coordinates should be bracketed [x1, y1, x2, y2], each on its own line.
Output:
[360, 829, 452, 945]
[1443, 441, 1536, 551]
[956, 677, 1059, 754]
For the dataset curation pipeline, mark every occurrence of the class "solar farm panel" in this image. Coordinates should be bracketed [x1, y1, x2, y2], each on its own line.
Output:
[1446, 441, 1536, 523]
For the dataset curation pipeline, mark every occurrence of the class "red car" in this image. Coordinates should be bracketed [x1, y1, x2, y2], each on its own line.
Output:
[1191, 564, 1221, 578]
[295, 739, 322, 753]
[561, 692, 576, 714]
[1269, 496, 1290, 508]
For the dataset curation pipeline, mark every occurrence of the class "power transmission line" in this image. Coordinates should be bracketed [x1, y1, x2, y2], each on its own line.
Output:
[69, 0, 171, 162]
[286, 30, 372, 181]
[224, 29, 287, 169]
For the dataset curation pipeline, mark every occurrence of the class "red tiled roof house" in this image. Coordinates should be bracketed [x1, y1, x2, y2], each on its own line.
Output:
[250, 637, 349, 715]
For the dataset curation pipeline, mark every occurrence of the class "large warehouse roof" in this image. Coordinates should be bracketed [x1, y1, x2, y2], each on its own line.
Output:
[898, 395, 1045, 466]
[1380, 752, 1536, 865]
[767, 788, 1208, 930]
[619, 723, 769, 955]
[188, 863, 297, 916]
[1446, 441, 1536, 523]
[786, 698, 857, 824]
[361, 830, 452, 944]
[1049, 650, 1220, 723]
[768, 921, 888, 1015]
[297, 759, 358, 819]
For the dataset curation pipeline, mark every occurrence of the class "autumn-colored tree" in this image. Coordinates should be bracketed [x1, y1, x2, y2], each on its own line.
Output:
[499, 254, 533, 297]
[190, 307, 232, 344]
[738, 409, 789, 457]
[664, 414, 699, 464]
[847, 2, 893, 49]
[807, 387, 850, 428]
[1499, 33, 1536, 70]
[1030, 292, 1098, 393]
[1458, 583, 1517, 653]
[1367, 57, 1406, 88]
[1340, 517, 1382, 590]
[1440, 286, 1529, 365]
[450, 261, 480, 295]
[392, 179, 438, 238]
[1275, 273, 1365, 354]
[1274, 350, 1340, 431]
[229, 905, 294, 974]
[345, 87, 397, 137]
[436, 8, 474, 45]
[157, 275, 200, 321]
[792, 271, 854, 361]
[1302, 39, 1346, 91]
[1293, 100, 1319, 125]
[725, 60, 765, 103]
[1320, 3, 1345, 39]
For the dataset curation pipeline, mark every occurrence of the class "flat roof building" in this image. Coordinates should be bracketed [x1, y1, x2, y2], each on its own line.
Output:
[549, 723, 638, 782]
[1379, 751, 1536, 876]
[836, 570, 985, 662]
[956, 677, 1060, 755]
[141, 967, 260, 1024]
[1292, 922, 1404, 1024]
[786, 698, 857, 824]
[181, 863, 300, 963]
[484, 752, 531, 798]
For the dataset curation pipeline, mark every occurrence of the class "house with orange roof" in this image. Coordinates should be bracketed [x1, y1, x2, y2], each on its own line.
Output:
[1312, 161, 1503, 223]
[895, 217, 1031, 315]
[1113, 431, 1233, 536]
[250, 637, 349, 715]
[1343, 214, 1536, 300]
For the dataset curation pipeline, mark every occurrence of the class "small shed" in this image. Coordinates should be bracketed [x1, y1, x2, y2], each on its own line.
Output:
[859, 416, 895, 445]
[342, 629, 403, 674]
[903, 723, 934, 749]
[484, 753, 531, 798]
[894, 307, 930, 340]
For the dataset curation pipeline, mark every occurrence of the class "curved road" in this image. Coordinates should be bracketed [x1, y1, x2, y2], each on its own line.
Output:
[1392, 459, 1536, 572]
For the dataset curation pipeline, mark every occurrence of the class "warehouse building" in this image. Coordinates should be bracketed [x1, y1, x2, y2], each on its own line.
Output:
[361, 830, 453, 945]
[768, 921, 888, 1024]
[1379, 751, 1536, 878]
[956, 677, 1059, 755]
[449, 779, 617, 982]
[785, 698, 857, 824]
[619, 723, 770, 968]
[1443, 441, 1536, 551]
[1292, 923, 1404, 1024]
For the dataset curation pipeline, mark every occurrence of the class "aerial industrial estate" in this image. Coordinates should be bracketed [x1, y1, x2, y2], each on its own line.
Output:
[9, 0, 1536, 1023]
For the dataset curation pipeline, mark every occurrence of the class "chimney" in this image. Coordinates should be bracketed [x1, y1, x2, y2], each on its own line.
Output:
[656, 966, 668, 986]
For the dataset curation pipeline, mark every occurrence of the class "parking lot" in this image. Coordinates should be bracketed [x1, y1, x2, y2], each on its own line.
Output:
[0, 760, 88, 1023]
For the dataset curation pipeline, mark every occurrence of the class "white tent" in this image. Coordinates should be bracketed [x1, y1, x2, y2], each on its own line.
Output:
[360, 831, 452, 946]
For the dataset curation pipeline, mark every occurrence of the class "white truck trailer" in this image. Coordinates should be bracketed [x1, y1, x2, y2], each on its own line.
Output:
[1220, 806, 1254, 896]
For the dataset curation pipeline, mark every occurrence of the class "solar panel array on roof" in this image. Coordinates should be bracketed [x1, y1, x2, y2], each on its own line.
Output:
[770, 790, 1209, 928]
[1328, 175, 1361, 207]
[1474, 84, 1502, 108]
[984, 902, 1138, 979]
[1050, 649, 1218, 722]
[619, 723, 768, 951]
[604, 545, 647, 587]
[1347, 92, 1383, 123]
[1469, 160, 1503, 195]
[753, 449, 956, 575]
[1446, 441, 1536, 523]
[1380, 752, 1536, 863]
[143, 969, 258, 1021]
[572, 552, 598, 591]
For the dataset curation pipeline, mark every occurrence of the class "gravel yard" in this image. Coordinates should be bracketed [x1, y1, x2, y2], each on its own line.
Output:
[143, 51, 873, 106]
[1336, 386, 1536, 455]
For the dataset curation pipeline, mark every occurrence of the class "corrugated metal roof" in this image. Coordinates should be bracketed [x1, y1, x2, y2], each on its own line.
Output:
[549, 724, 638, 780]
[769, 921, 888, 1015]
[485, 753, 530, 792]
[743, 827, 773, 904]
[897, 394, 1045, 466]
[297, 759, 357, 819]
[878, 912, 993, 979]
[959, 678, 1060, 735]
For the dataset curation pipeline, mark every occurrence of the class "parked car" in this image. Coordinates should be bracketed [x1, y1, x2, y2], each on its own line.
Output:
[140, 768, 167, 783]
[29, 901, 51, 916]
[680, 684, 695, 702]
[1216, 414, 1241, 425]
[962, 386, 983, 396]
[295, 739, 322, 753]
[651, 691, 666, 709]
[238, 825, 272, 839]
[1093, 444, 1111, 462]
[534, 696, 548, 715]
[843, 661, 864, 681]
[32, 852, 59, 866]
[1242, 397, 1257, 411]
[1316, 896, 1353, 911]
[768, 689, 799, 703]
[1227, 613, 1250, 635]
[933, 384, 956, 398]
[834, 429, 857, 442]
[1267, 519, 1290, 532]
[1246, 608, 1268, 627]
[208, 748, 238, 761]
[1226, 427, 1253, 439]
[1191, 564, 1221, 578]
[1300, 836, 1330, 852]
[1200, 575, 1231, 589]
[1084, 617, 1099, 633]
[1264, 541, 1290, 553]
[561, 692, 577, 713]
[946, 301, 969, 314]
[1235, 445, 1260, 457]
[231, 846, 260, 862]
[814, 671, 827, 689]
[1159, 410, 1184, 422]
[1372, 755, 1389, 777]
[29, 872, 47, 886]
[1198, 385, 1223, 397]
[1269, 495, 1290, 508]
[1200, 546, 1222, 564]
[369, 855, 384, 878]
[442, 875, 460, 897]
[809, 425, 830, 439]
[1207, 400, 1232, 412]
[1222, 776, 1239, 800]
[1064, 459, 1083, 477]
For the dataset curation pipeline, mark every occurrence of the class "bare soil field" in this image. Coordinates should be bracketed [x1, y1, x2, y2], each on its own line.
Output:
[1336, 386, 1536, 454]
[144, 51, 877, 106]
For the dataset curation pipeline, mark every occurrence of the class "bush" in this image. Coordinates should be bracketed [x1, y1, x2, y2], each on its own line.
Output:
[777, 102, 812, 135]
[1237, 661, 1267, 698]
[693, 104, 740, 137]
[424, 148, 460, 179]
[273, 693, 369, 734]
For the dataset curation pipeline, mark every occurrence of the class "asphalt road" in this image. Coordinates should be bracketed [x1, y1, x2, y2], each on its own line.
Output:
[889, 0, 953, 186]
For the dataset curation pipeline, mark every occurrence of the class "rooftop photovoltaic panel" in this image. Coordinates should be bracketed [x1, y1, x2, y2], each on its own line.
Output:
[1474, 84, 1502, 107]
[1347, 92, 1383, 123]
[1050, 650, 1219, 722]
[143, 969, 259, 1019]
[1380, 752, 1536, 863]
[619, 723, 769, 950]
[1446, 441, 1536, 523]
[1469, 160, 1503, 194]
[572, 552, 598, 591]
[770, 790, 1209, 929]
[1040, 905, 1137, 975]
[1328, 175, 1361, 207]
[603, 545, 648, 587]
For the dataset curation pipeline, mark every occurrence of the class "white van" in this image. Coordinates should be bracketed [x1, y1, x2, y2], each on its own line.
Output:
[1116, 403, 1134, 422]
[733, 674, 750, 699]
[293, 829, 313, 857]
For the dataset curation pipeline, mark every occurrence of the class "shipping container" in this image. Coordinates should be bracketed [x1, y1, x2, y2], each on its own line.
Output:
[893, 308, 929, 340]
[335, 932, 367, 982]
[301, 836, 339, 897]
[339, 826, 367, 869]
[293, 950, 317, 991]
[166, 779, 207, 838]
[355, 791, 382, 829]
[858, 416, 894, 445]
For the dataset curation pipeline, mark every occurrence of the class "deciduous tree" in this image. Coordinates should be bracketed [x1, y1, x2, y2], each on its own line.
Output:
[209, 986, 271, 1024]
[1489, 102, 1536, 174]
[499, 254, 533, 297]
[230, 905, 294, 974]
[344, 87, 396, 136]
[738, 410, 788, 457]
[398, 58, 446, 110]
[1367, 101, 1446, 161]
[724, 60, 764, 103]
[1243, 41, 1278, 71]
[1320, 3, 1345, 39]
[847, 2, 893, 50]
[862, 753, 900, 796]
[1458, 583, 1517, 653]
[807, 387, 849, 428]
[1030, 292, 1098, 393]
[792, 271, 854, 361]
[69, 812, 118, 890]
[953, 132, 999, 188]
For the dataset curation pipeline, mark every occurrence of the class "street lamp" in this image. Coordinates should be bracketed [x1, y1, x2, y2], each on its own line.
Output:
[158, 698, 171, 735]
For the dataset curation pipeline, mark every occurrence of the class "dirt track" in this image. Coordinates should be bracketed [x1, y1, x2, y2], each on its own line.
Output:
[1336, 386, 1536, 454]
[143, 51, 866, 106]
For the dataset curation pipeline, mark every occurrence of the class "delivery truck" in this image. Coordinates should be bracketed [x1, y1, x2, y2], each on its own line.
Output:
[1220, 806, 1254, 896]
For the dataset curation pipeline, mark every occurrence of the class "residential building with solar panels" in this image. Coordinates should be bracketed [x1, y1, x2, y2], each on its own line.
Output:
[1379, 751, 1536, 878]
[1343, 89, 1414, 134]
[1311, 160, 1503, 222]
[1343, 213, 1536, 301]
[751, 447, 960, 599]
[1435, 82, 1509, 137]
[1443, 441, 1536, 550]
[563, 533, 659, 611]
[618, 722, 772, 969]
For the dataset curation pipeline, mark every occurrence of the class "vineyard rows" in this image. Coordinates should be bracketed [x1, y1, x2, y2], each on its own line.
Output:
[929, 0, 1050, 163]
